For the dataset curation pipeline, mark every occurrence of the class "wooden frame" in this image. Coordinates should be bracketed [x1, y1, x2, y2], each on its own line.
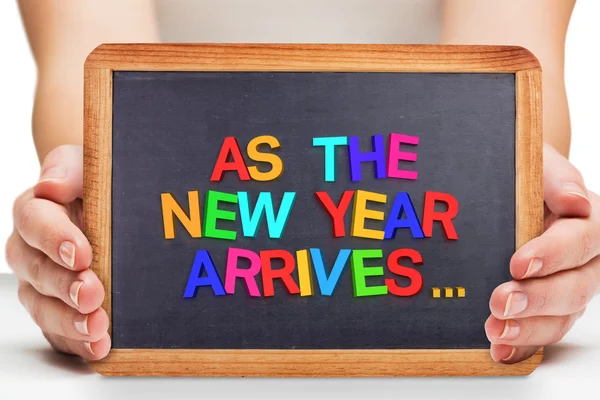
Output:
[83, 44, 543, 376]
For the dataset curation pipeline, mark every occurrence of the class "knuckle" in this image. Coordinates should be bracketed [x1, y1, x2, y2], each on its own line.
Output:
[17, 199, 38, 234]
[28, 293, 43, 328]
[579, 230, 595, 264]
[533, 288, 551, 313]
[4, 234, 16, 269]
[17, 282, 29, 308]
[28, 253, 48, 294]
[551, 316, 573, 344]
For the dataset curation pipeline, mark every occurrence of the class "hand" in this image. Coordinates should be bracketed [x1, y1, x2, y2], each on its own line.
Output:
[486, 143, 599, 363]
[5, 145, 110, 360]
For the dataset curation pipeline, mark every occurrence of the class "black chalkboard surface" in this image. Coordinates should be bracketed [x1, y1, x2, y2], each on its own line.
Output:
[84, 44, 543, 376]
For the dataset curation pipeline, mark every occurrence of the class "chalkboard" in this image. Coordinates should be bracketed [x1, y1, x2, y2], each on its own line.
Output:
[84, 44, 543, 376]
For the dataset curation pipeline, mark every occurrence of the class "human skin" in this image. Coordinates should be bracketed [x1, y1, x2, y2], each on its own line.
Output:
[6, 0, 598, 364]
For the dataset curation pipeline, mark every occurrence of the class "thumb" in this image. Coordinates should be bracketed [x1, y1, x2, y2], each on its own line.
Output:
[34, 144, 84, 204]
[543, 143, 591, 218]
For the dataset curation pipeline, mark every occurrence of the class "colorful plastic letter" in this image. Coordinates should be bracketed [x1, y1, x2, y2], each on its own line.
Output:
[444, 287, 454, 297]
[260, 250, 301, 297]
[310, 248, 351, 296]
[161, 191, 202, 239]
[247, 135, 284, 181]
[384, 192, 424, 239]
[422, 191, 459, 240]
[348, 135, 386, 182]
[312, 136, 348, 182]
[350, 249, 388, 297]
[351, 190, 386, 240]
[204, 190, 238, 240]
[385, 248, 423, 297]
[456, 287, 466, 297]
[225, 248, 262, 297]
[296, 249, 314, 297]
[432, 287, 441, 298]
[387, 133, 419, 180]
[210, 137, 251, 182]
[183, 250, 226, 298]
[314, 191, 354, 237]
[238, 192, 296, 238]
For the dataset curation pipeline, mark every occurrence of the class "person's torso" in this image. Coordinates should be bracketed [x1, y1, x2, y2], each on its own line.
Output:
[155, 0, 441, 44]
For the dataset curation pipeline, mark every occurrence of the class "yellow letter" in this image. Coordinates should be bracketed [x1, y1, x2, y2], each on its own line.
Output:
[296, 249, 314, 296]
[161, 191, 202, 239]
[351, 190, 386, 240]
[247, 135, 284, 181]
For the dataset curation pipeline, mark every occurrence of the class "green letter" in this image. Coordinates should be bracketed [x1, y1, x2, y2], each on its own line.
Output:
[350, 249, 388, 297]
[204, 190, 238, 240]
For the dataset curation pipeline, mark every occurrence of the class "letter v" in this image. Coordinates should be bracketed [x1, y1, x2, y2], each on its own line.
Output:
[309, 249, 352, 296]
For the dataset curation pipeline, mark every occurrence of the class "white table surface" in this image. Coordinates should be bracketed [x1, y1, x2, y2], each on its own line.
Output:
[0, 273, 598, 400]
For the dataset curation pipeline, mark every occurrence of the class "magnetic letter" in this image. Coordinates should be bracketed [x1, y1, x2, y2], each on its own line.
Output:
[238, 192, 296, 238]
[183, 250, 225, 298]
[204, 190, 238, 240]
[384, 192, 424, 239]
[350, 249, 388, 297]
[247, 135, 284, 181]
[422, 191, 459, 240]
[310, 248, 352, 296]
[161, 191, 201, 239]
[387, 133, 419, 180]
[385, 248, 423, 297]
[260, 250, 301, 297]
[225, 248, 262, 297]
[351, 190, 386, 240]
[210, 137, 251, 182]
[315, 191, 354, 237]
[296, 249, 314, 297]
[348, 135, 386, 182]
[312, 136, 348, 182]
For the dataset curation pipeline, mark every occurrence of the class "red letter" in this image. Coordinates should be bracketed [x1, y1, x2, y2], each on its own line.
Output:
[385, 248, 423, 297]
[315, 191, 355, 237]
[422, 191, 459, 240]
[260, 250, 301, 297]
[210, 137, 251, 182]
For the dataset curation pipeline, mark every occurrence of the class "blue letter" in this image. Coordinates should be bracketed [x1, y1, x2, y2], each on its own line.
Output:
[313, 136, 348, 182]
[384, 192, 424, 239]
[309, 248, 352, 296]
[238, 192, 296, 239]
[183, 250, 226, 298]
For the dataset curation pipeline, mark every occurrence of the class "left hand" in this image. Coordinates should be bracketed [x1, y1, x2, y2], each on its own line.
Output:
[486, 143, 600, 363]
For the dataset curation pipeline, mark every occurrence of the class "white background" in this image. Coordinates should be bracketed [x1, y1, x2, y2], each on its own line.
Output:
[1, 2, 599, 273]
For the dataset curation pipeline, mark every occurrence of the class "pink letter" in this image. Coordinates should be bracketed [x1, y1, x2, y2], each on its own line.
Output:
[387, 133, 419, 180]
[225, 248, 262, 297]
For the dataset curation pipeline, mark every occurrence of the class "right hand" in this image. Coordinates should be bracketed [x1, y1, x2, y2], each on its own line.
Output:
[5, 145, 110, 360]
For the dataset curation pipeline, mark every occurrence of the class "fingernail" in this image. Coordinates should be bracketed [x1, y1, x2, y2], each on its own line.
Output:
[502, 347, 517, 362]
[504, 291, 528, 317]
[59, 241, 76, 269]
[499, 320, 520, 340]
[39, 166, 66, 183]
[562, 182, 589, 201]
[83, 341, 95, 356]
[74, 314, 89, 336]
[524, 258, 543, 278]
[69, 280, 84, 308]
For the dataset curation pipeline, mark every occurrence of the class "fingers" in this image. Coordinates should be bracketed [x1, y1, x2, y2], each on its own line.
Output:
[44, 332, 111, 361]
[491, 257, 600, 319]
[485, 310, 585, 347]
[543, 143, 592, 218]
[12, 193, 92, 271]
[6, 233, 104, 313]
[510, 209, 600, 279]
[34, 144, 84, 204]
[490, 344, 541, 364]
[17, 281, 109, 343]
